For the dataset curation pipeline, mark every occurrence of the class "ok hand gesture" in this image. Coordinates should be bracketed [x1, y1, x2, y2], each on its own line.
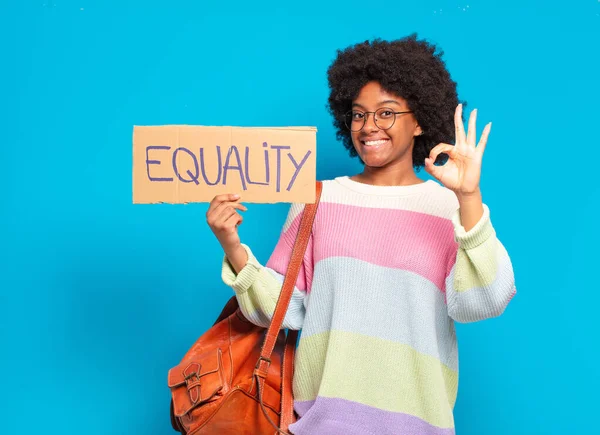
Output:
[424, 104, 491, 198]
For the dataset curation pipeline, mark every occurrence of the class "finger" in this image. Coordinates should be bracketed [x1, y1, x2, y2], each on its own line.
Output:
[222, 201, 247, 213]
[214, 203, 247, 223]
[466, 109, 477, 147]
[208, 200, 247, 221]
[209, 193, 239, 207]
[214, 207, 240, 228]
[217, 210, 242, 232]
[455, 104, 466, 145]
[224, 212, 243, 228]
[477, 122, 492, 155]
[208, 194, 240, 213]
[207, 201, 231, 224]
[424, 154, 444, 180]
[426, 143, 455, 165]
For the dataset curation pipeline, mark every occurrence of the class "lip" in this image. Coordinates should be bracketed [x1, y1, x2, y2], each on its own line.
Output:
[360, 138, 390, 147]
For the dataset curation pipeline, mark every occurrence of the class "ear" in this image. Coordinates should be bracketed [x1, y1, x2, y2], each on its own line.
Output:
[414, 124, 424, 137]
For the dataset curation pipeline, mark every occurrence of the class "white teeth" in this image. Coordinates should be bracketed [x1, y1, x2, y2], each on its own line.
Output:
[363, 139, 388, 146]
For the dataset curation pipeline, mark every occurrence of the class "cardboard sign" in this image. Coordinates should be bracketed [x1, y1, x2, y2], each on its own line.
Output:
[133, 125, 317, 204]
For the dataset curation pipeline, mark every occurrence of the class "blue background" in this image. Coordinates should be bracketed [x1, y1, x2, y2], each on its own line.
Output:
[2, 1, 599, 434]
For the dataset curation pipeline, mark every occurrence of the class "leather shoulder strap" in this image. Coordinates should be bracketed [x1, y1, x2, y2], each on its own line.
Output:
[254, 181, 323, 434]
[256, 181, 323, 364]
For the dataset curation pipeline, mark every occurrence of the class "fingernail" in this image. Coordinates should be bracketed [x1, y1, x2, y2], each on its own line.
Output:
[232, 194, 240, 199]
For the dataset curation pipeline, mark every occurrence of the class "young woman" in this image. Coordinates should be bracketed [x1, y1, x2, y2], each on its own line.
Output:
[206, 34, 517, 435]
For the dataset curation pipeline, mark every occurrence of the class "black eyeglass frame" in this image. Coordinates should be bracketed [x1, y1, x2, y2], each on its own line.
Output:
[344, 108, 414, 132]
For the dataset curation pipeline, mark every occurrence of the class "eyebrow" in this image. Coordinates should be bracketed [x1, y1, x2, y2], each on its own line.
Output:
[352, 99, 403, 109]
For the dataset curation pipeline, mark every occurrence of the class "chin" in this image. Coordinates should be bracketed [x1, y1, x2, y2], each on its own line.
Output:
[359, 154, 391, 168]
[362, 160, 390, 169]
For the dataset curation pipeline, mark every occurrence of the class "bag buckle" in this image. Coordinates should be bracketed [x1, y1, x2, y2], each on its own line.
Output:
[183, 363, 202, 403]
[254, 356, 271, 379]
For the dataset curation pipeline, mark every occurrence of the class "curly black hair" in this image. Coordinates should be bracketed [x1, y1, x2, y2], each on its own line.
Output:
[326, 34, 466, 171]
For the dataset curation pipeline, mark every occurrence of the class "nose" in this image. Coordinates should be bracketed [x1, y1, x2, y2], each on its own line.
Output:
[363, 112, 379, 132]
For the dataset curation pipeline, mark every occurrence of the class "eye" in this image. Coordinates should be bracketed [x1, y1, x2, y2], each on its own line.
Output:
[378, 110, 394, 118]
[351, 111, 365, 120]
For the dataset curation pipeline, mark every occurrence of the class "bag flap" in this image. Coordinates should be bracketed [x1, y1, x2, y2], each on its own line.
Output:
[168, 348, 225, 417]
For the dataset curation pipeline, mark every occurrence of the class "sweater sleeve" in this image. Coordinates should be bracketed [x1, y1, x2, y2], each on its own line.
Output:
[445, 203, 517, 323]
[221, 203, 312, 330]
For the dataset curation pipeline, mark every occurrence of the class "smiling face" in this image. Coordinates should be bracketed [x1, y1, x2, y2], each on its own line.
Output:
[350, 81, 423, 170]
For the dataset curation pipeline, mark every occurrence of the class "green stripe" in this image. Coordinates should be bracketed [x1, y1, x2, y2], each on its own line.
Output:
[293, 330, 458, 428]
[454, 236, 508, 292]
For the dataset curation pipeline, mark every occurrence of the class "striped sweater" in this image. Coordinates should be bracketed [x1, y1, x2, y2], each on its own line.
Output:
[221, 176, 517, 435]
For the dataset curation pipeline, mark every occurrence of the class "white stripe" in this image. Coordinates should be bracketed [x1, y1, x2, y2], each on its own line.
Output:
[301, 256, 458, 371]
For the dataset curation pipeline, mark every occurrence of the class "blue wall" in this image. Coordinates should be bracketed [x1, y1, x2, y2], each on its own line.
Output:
[2, 1, 599, 433]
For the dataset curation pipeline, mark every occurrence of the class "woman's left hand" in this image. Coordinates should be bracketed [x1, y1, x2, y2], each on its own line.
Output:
[424, 104, 491, 197]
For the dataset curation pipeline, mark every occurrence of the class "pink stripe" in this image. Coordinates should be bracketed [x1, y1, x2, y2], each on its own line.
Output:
[267, 202, 457, 293]
[266, 211, 313, 292]
[316, 203, 456, 291]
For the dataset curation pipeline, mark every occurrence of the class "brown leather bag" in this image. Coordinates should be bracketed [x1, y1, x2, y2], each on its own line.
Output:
[168, 181, 323, 435]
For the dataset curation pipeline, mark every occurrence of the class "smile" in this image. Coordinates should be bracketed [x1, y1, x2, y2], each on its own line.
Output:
[361, 139, 389, 147]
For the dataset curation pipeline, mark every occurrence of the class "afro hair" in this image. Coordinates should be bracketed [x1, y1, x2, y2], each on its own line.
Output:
[326, 33, 466, 171]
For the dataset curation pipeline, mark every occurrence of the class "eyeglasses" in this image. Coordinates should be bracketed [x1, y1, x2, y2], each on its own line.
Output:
[344, 107, 414, 132]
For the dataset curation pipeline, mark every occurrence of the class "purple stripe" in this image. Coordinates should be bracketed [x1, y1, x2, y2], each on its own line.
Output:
[289, 397, 455, 435]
